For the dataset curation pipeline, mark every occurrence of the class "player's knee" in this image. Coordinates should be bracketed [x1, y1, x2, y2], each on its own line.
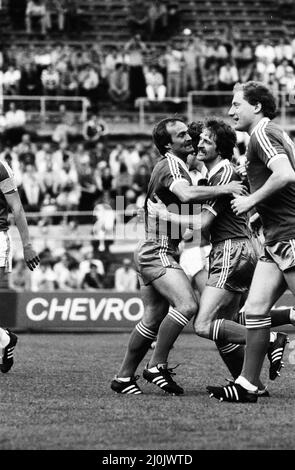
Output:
[193, 318, 210, 338]
[179, 300, 197, 321]
[244, 300, 269, 318]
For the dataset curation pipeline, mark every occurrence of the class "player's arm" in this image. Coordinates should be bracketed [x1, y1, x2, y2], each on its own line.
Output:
[171, 179, 247, 203]
[231, 157, 295, 215]
[147, 197, 215, 235]
[4, 190, 40, 271]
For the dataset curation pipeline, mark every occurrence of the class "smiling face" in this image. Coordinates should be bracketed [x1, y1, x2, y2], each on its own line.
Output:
[165, 121, 194, 159]
[228, 89, 260, 133]
[196, 128, 219, 166]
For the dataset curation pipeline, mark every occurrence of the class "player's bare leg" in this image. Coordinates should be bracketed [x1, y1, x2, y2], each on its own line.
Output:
[143, 268, 198, 394]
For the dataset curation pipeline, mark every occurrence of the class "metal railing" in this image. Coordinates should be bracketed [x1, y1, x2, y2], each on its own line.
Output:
[0, 95, 89, 121]
[1, 90, 294, 130]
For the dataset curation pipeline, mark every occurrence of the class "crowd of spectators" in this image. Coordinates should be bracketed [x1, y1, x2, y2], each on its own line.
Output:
[0, 114, 156, 217]
[3, 31, 295, 109]
[9, 243, 139, 291]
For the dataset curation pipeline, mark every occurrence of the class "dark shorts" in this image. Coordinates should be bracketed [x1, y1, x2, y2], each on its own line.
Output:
[260, 239, 295, 272]
[134, 237, 183, 286]
[207, 238, 257, 293]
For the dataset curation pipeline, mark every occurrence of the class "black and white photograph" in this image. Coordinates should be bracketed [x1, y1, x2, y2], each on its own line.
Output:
[0, 0, 295, 458]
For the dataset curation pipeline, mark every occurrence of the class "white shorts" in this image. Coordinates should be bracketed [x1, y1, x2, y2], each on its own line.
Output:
[180, 245, 211, 278]
[0, 231, 12, 273]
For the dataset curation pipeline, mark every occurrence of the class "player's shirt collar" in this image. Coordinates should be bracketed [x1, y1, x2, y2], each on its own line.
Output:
[250, 117, 270, 136]
[207, 159, 230, 180]
[165, 151, 191, 177]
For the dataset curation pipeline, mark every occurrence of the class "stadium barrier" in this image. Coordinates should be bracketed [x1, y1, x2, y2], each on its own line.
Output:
[0, 290, 294, 332]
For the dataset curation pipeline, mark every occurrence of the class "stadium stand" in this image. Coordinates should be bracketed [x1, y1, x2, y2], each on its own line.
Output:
[1, 0, 295, 292]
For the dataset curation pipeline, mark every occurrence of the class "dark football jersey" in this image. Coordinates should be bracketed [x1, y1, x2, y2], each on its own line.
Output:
[144, 151, 200, 246]
[0, 160, 17, 231]
[203, 159, 250, 244]
[246, 117, 295, 244]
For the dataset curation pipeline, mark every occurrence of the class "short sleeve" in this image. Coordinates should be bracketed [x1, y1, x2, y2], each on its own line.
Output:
[0, 161, 17, 193]
[253, 124, 288, 168]
[161, 157, 191, 192]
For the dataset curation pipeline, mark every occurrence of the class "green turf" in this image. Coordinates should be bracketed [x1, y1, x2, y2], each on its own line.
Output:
[0, 332, 294, 450]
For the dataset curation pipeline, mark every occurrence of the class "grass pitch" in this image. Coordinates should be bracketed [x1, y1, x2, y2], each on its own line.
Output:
[0, 332, 294, 450]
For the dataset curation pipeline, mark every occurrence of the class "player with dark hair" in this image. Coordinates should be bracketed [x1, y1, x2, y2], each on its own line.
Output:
[207, 80, 295, 402]
[148, 118, 291, 396]
[111, 117, 247, 395]
[0, 159, 40, 373]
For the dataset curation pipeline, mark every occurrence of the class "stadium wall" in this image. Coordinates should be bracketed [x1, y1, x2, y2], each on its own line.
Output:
[0, 290, 294, 332]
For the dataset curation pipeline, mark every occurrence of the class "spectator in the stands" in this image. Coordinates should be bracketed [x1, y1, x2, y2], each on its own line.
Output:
[274, 37, 293, 65]
[114, 258, 138, 292]
[79, 245, 105, 281]
[19, 62, 42, 95]
[132, 163, 150, 197]
[25, 0, 47, 35]
[78, 64, 100, 108]
[279, 65, 295, 96]
[41, 64, 60, 95]
[82, 114, 109, 149]
[108, 63, 130, 105]
[46, 0, 68, 33]
[18, 163, 44, 212]
[202, 61, 219, 106]
[162, 43, 184, 97]
[109, 143, 127, 178]
[92, 195, 115, 252]
[31, 258, 57, 291]
[276, 58, 291, 84]
[77, 156, 99, 214]
[90, 141, 108, 169]
[2, 65, 21, 95]
[9, 259, 31, 291]
[145, 65, 166, 101]
[124, 34, 147, 107]
[14, 132, 37, 166]
[182, 36, 198, 94]
[59, 65, 79, 96]
[52, 104, 77, 146]
[81, 263, 104, 291]
[56, 159, 80, 211]
[58, 260, 81, 290]
[53, 251, 72, 284]
[38, 159, 61, 200]
[114, 161, 132, 197]
[218, 59, 239, 92]
[35, 142, 52, 173]
[255, 37, 275, 65]
[4, 102, 27, 146]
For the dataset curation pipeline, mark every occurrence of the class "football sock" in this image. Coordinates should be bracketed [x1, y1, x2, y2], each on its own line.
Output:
[270, 307, 294, 327]
[117, 321, 157, 378]
[0, 328, 10, 348]
[209, 318, 246, 344]
[239, 306, 293, 327]
[148, 307, 189, 368]
[235, 375, 258, 392]
[216, 340, 266, 391]
[240, 316, 271, 385]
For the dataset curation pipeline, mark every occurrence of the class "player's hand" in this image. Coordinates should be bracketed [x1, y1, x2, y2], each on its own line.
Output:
[231, 195, 254, 215]
[147, 195, 170, 221]
[225, 181, 249, 196]
[235, 163, 248, 179]
[23, 244, 40, 271]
